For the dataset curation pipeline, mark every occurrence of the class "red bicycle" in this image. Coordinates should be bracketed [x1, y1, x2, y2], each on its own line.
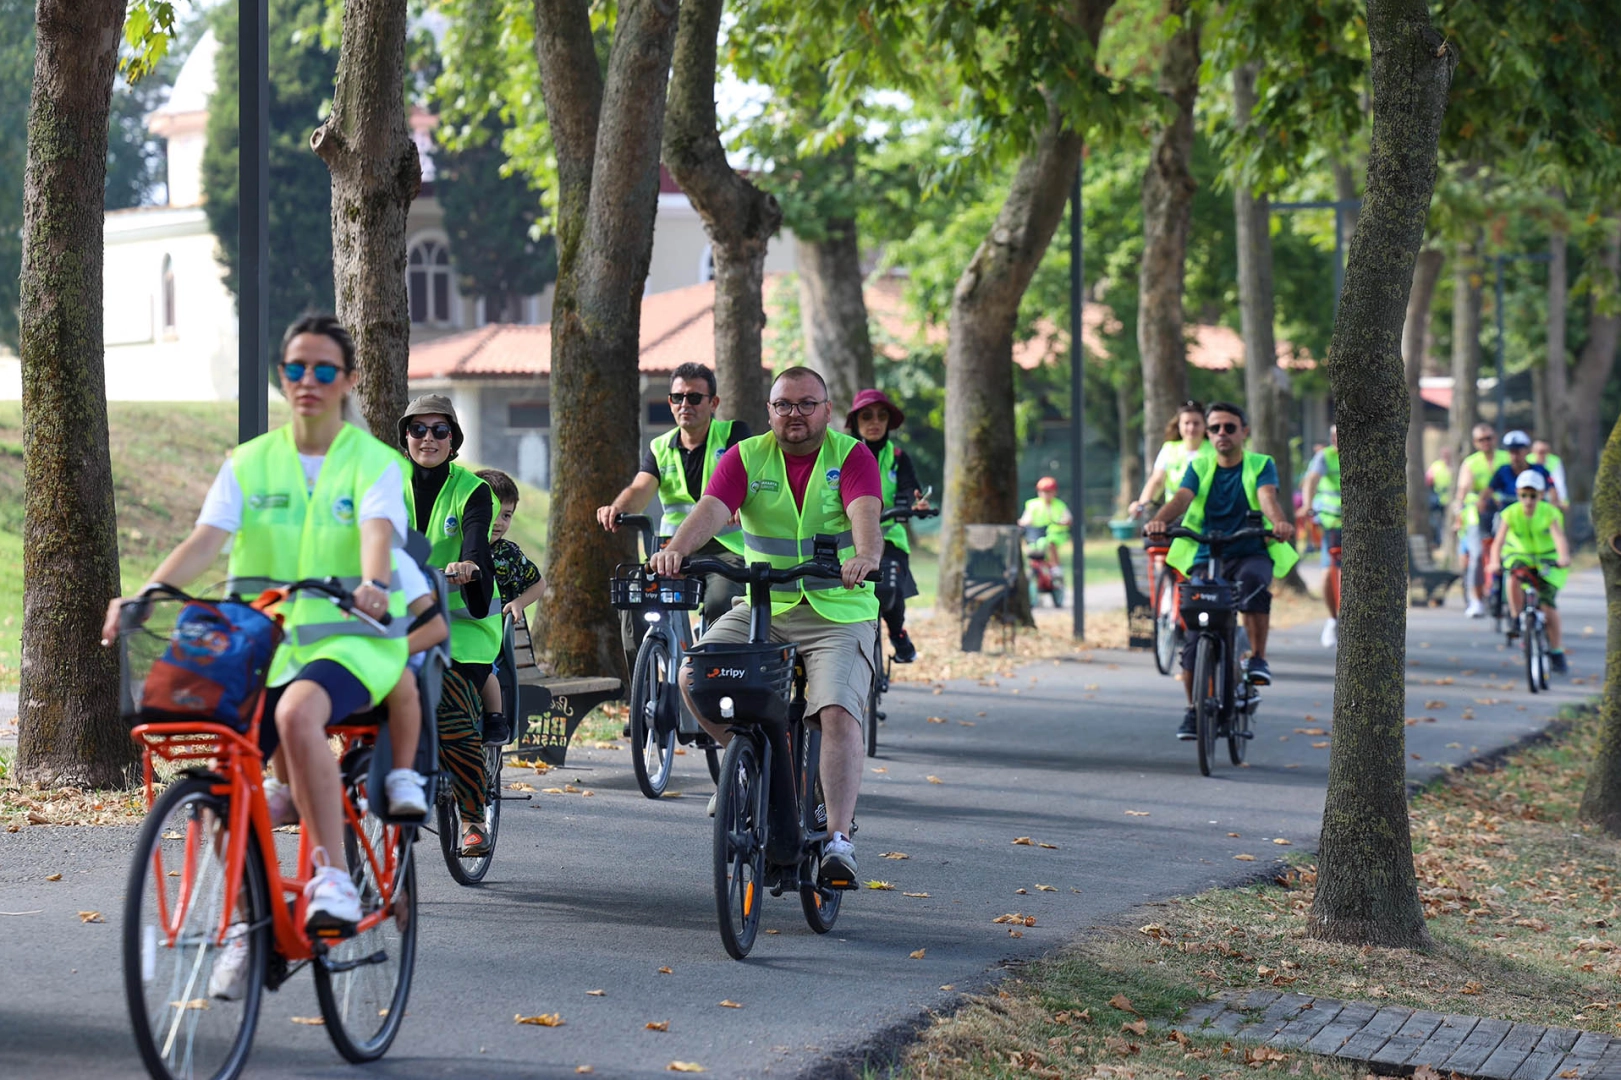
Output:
[1146, 537, 1184, 675]
[118, 581, 419, 1080]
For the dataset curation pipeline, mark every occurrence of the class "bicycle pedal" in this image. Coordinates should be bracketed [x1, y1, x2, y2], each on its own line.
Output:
[876, 710, 887, 722]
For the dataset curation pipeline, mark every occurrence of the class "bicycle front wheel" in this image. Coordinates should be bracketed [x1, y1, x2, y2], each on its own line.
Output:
[713, 735, 767, 960]
[630, 634, 677, 798]
[435, 748, 498, 886]
[799, 728, 843, 934]
[1192, 635, 1222, 777]
[124, 777, 267, 1080]
[1537, 618, 1551, 689]
[316, 783, 417, 1062]
[1152, 566, 1179, 676]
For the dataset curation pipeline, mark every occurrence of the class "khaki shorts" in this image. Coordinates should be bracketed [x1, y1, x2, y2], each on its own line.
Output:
[699, 602, 876, 727]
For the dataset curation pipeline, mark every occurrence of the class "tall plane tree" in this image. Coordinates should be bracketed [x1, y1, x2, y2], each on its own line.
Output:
[313, 0, 420, 441]
[1309, 0, 1453, 949]
[1580, 409, 1621, 833]
[17, 0, 135, 786]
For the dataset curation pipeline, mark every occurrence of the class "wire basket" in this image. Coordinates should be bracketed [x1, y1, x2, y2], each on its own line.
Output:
[685, 641, 797, 726]
[119, 592, 281, 733]
[608, 565, 705, 611]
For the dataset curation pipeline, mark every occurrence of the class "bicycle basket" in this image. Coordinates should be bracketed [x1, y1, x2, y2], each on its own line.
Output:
[1176, 581, 1235, 627]
[122, 597, 281, 732]
[608, 565, 705, 610]
[686, 641, 797, 726]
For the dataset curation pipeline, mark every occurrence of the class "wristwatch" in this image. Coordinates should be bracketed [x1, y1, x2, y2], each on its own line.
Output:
[364, 578, 390, 593]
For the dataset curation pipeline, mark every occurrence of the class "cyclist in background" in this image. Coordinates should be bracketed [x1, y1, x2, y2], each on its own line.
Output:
[1486, 470, 1571, 672]
[1145, 402, 1296, 740]
[100, 314, 410, 938]
[1019, 477, 1072, 572]
[1452, 424, 1509, 619]
[1300, 425, 1341, 648]
[1479, 430, 1560, 550]
[1129, 401, 1211, 517]
[1529, 437, 1568, 505]
[846, 388, 929, 663]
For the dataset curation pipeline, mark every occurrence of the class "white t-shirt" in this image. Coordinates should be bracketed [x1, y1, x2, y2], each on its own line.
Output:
[197, 456, 407, 546]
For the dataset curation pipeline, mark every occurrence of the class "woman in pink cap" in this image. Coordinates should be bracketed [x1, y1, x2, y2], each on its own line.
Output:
[846, 389, 931, 662]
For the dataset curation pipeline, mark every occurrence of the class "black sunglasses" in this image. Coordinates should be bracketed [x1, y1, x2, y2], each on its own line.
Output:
[1208, 422, 1242, 435]
[407, 421, 453, 440]
[668, 392, 711, 406]
[280, 361, 344, 385]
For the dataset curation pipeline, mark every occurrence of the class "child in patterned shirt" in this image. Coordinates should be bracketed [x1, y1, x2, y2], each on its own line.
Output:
[476, 469, 546, 718]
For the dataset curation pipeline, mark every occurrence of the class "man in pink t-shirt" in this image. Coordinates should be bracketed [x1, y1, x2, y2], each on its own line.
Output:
[650, 367, 883, 887]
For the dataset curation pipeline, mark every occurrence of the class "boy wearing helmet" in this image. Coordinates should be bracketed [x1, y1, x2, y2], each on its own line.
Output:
[1486, 469, 1571, 672]
[1019, 476, 1073, 573]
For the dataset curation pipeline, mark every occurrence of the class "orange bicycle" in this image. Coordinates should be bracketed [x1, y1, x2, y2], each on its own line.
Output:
[117, 581, 419, 1080]
[1146, 537, 1184, 675]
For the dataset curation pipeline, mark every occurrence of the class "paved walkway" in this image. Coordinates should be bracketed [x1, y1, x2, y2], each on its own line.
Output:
[1179, 990, 1621, 1079]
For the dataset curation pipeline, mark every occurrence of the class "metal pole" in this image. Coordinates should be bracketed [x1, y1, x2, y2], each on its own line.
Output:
[1494, 255, 1506, 434]
[1069, 156, 1085, 641]
[237, 0, 270, 444]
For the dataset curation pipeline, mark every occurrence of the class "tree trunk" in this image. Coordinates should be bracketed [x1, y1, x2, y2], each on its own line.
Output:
[1136, 0, 1200, 448]
[1447, 235, 1482, 465]
[1116, 381, 1143, 518]
[797, 199, 874, 416]
[1579, 411, 1621, 833]
[1232, 65, 1288, 490]
[662, 0, 779, 435]
[531, 0, 680, 675]
[1545, 224, 1569, 458]
[1308, 0, 1453, 950]
[16, 0, 136, 786]
[311, 0, 420, 444]
[937, 0, 1113, 617]
[1563, 215, 1620, 503]
[1404, 247, 1443, 538]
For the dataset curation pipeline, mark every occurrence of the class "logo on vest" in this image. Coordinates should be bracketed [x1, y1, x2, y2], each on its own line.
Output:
[331, 496, 355, 526]
[749, 479, 780, 493]
[444, 514, 460, 536]
[247, 493, 290, 511]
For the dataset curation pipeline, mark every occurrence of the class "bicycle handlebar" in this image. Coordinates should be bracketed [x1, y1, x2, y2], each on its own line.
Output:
[117, 577, 392, 635]
[681, 557, 882, 586]
[1157, 524, 1277, 548]
[614, 513, 660, 560]
[880, 505, 938, 525]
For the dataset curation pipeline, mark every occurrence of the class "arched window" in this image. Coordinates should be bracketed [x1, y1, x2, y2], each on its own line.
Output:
[408, 239, 453, 326]
[160, 254, 176, 335]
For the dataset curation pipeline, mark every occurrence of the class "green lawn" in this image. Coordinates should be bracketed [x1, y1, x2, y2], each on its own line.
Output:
[903, 535, 1121, 611]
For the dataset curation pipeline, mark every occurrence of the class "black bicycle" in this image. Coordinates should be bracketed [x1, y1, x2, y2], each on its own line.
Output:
[868, 497, 937, 758]
[612, 514, 725, 797]
[673, 540, 878, 959]
[1506, 563, 1554, 693]
[1160, 516, 1273, 777]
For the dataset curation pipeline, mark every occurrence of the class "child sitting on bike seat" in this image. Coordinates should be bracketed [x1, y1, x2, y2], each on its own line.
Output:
[1487, 470, 1571, 673]
[474, 469, 546, 721]
[845, 389, 928, 663]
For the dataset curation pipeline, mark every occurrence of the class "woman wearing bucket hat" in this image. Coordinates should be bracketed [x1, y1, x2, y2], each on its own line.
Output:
[398, 394, 504, 854]
[846, 389, 930, 663]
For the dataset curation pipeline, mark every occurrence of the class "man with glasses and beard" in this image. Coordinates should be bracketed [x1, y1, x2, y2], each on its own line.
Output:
[599, 363, 751, 668]
[1145, 402, 1297, 740]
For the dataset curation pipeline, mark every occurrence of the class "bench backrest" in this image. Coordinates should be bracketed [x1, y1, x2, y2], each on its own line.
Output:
[1408, 533, 1436, 570]
[962, 524, 1023, 586]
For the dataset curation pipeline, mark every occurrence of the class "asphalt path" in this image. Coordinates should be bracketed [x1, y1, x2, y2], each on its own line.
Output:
[0, 572, 1602, 1079]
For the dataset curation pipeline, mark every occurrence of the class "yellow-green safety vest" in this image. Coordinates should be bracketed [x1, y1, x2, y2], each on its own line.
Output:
[406, 462, 502, 664]
[1429, 458, 1453, 503]
[653, 420, 743, 555]
[1311, 447, 1341, 527]
[1168, 451, 1300, 579]
[737, 431, 879, 623]
[226, 424, 409, 706]
[1460, 449, 1510, 527]
[875, 439, 910, 554]
[1022, 497, 1072, 545]
[1499, 500, 1567, 590]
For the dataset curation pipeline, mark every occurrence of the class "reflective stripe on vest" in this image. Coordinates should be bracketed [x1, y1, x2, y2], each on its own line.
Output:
[875, 440, 910, 554]
[654, 419, 743, 555]
[737, 431, 879, 622]
[226, 424, 409, 705]
[1311, 447, 1342, 523]
[1167, 451, 1299, 579]
[406, 462, 501, 664]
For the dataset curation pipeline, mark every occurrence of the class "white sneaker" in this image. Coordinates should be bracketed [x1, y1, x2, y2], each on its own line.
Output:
[1320, 617, 1338, 648]
[1465, 598, 1485, 619]
[706, 790, 718, 818]
[207, 922, 252, 1000]
[304, 859, 362, 938]
[264, 778, 299, 826]
[820, 834, 857, 887]
[384, 768, 428, 819]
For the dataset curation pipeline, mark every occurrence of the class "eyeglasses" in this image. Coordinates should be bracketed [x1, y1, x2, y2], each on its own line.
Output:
[280, 361, 344, 385]
[407, 421, 453, 441]
[1518, 491, 1541, 500]
[668, 392, 711, 406]
[770, 399, 825, 417]
[1208, 422, 1241, 435]
[1474, 435, 1495, 444]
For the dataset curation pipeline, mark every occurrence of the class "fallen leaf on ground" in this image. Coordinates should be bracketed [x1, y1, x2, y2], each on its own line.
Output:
[1295, 727, 1326, 735]
[1122, 1019, 1148, 1035]
[1015, 888, 1027, 895]
[1413, 1066, 1443, 1080]
[290, 1016, 324, 1025]
[866, 880, 894, 890]
[1124, 810, 1150, 817]
[1012, 837, 1034, 845]
[927, 716, 946, 724]
[508, 782, 538, 792]
[1109, 994, 1138, 1014]
[1311, 741, 1330, 749]
[661, 792, 683, 799]
[940, 984, 955, 991]
[1234, 854, 1256, 862]
[586, 990, 606, 997]
[871, 767, 887, 774]
[576, 1067, 594, 1075]
[926, 775, 944, 784]
[909, 948, 926, 959]
[1461, 980, 1483, 995]
[718, 1000, 742, 1009]
[958, 721, 975, 726]
[879, 851, 909, 859]
[1036, 884, 1057, 892]
[993, 913, 1037, 926]
[657, 966, 674, 974]
[1273, 838, 1291, 846]
[77, 911, 104, 923]
[646, 1020, 670, 1031]
[516, 1013, 564, 1026]
[45, 873, 61, 882]
[904, 892, 930, 898]
[1038, 842, 1058, 849]
[667, 1064, 705, 1074]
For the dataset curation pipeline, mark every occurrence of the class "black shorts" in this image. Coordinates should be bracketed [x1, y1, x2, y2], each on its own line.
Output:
[258, 658, 375, 758]
[1179, 556, 1274, 671]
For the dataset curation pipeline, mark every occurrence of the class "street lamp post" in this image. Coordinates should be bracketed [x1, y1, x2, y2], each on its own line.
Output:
[238, 0, 270, 444]
[1069, 157, 1085, 641]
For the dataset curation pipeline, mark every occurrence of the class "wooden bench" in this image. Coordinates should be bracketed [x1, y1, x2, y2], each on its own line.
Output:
[960, 524, 1022, 654]
[503, 617, 623, 767]
[1117, 544, 1155, 649]
[1408, 534, 1459, 607]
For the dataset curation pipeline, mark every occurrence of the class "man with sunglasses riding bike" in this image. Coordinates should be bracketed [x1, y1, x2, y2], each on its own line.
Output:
[649, 366, 883, 887]
[1145, 402, 1296, 740]
[597, 363, 751, 673]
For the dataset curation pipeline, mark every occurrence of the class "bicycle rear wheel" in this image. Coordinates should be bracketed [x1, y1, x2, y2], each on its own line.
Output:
[435, 748, 499, 886]
[1537, 618, 1551, 689]
[713, 735, 766, 960]
[317, 777, 417, 1063]
[1228, 666, 1252, 767]
[705, 743, 722, 784]
[1152, 566, 1179, 676]
[630, 634, 677, 798]
[1192, 636, 1222, 777]
[799, 729, 843, 933]
[124, 777, 267, 1080]
[865, 650, 881, 759]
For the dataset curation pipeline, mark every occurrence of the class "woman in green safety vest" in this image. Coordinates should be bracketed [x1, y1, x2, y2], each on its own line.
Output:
[100, 314, 414, 940]
[1300, 425, 1341, 647]
[398, 394, 504, 854]
[1129, 401, 1212, 517]
[846, 388, 930, 663]
[1486, 469, 1571, 673]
